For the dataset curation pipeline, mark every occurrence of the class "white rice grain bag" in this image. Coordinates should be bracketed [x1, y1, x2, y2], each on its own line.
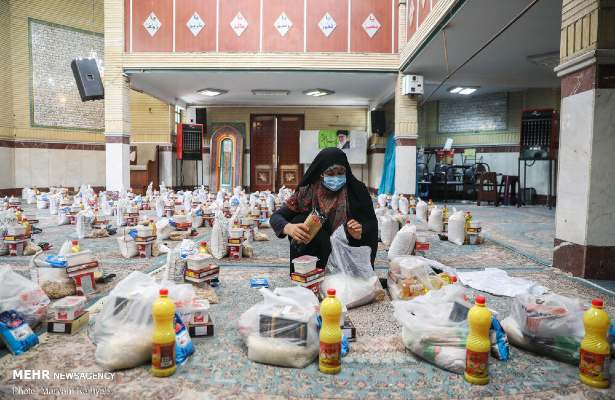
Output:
[448, 210, 465, 246]
[380, 215, 399, 248]
[210, 219, 227, 259]
[398, 195, 409, 215]
[428, 206, 443, 232]
[416, 199, 428, 222]
[391, 193, 399, 212]
[388, 223, 417, 260]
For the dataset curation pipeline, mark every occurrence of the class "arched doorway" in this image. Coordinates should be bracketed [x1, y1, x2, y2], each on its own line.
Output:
[209, 124, 244, 192]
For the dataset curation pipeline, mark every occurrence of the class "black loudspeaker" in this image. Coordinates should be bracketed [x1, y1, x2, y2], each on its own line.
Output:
[195, 108, 207, 126]
[371, 110, 385, 136]
[71, 58, 104, 101]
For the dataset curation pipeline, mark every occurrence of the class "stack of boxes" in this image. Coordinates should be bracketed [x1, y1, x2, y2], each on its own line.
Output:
[135, 223, 155, 258]
[227, 227, 244, 261]
[47, 296, 89, 335]
[65, 250, 100, 296]
[290, 256, 324, 297]
[3, 224, 29, 256]
[185, 251, 220, 286]
[186, 299, 214, 338]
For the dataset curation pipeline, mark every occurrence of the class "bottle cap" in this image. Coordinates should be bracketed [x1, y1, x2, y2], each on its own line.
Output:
[160, 288, 168, 296]
[200, 241, 207, 246]
[327, 288, 336, 296]
[451, 276, 457, 283]
[71, 240, 78, 245]
[592, 298, 603, 308]
[475, 295, 486, 305]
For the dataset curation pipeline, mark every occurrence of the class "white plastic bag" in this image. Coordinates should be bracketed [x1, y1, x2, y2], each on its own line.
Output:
[457, 268, 547, 297]
[0, 269, 50, 327]
[388, 223, 417, 260]
[501, 292, 585, 365]
[387, 256, 456, 301]
[89, 272, 195, 371]
[155, 197, 165, 218]
[377, 194, 387, 207]
[320, 226, 384, 308]
[117, 235, 138, 259]
[57, 209, 70, 225]
[210, 213, 228, 259]
[155, 218, 173, 240]
[416, 199, 428, 222]
[238, 287, 320, 368]
[380, 215, 399, 248]
[428, 206, 443, 232]
[390, 193, 399, 212]
[393, 285, 470, 374]
[398, 196, 409, 215]
[448, 210, 465, 245]
[49, 195, 59, 215]
[76, 209, 95, 239]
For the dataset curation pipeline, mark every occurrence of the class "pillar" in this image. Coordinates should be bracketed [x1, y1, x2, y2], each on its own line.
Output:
[104, 0, 130, 191]
[394, 72, 418, 195]
[553, 0, 615, 279]
[393, 1, 418, 196]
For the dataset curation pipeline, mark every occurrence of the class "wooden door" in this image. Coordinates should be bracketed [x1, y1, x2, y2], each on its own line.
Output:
[250, 115, 275, 192]
[276, 115, 304, 190]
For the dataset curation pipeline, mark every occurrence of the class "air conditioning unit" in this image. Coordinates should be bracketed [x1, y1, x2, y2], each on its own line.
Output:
[402, 74, 424, 95]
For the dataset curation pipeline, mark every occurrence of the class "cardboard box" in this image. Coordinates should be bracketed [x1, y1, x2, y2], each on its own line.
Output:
[188, 315, 215, 337]
[185, 266, 220, 281]
[47, 311, 90, 334]
[342, 316, 357, 342]
[259, 307, 311, 346]
[290, 268, 325, 284]
[72, 273, 97, 296]
[49, 296, 86, 321]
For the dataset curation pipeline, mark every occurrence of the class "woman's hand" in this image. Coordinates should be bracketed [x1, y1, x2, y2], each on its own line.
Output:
[347, 219, 362, 240]
[283, 223, 311, 243]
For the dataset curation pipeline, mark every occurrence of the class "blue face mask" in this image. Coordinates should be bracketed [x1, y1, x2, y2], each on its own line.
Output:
[323, 175, 346, 191]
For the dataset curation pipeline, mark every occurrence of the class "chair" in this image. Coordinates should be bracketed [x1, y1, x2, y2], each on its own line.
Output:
[476, 172, 499, 206]
[499, 175, 519, 206]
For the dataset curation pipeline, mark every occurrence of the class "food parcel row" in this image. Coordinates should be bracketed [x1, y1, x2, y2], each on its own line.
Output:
[0, 185, 611, 389]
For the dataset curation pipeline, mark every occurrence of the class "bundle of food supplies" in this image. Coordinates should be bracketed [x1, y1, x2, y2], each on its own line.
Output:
[238, 287, 320, 368]
[88, 272, 197, 371]
[387, 256, 457, 301]
[499, 292, 612, 365]
[320, 226, 384, 309]
[393, 284, 509, 374]
[0, 269, 50, 327]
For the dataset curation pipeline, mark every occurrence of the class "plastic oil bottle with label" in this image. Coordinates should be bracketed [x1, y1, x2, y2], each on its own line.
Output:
[152, 288, 176, 377]
[70, 240, 80, 253]
[319, 288, 343, 374]
[465, 295, 492, 385]
[579, 298, 610, 388]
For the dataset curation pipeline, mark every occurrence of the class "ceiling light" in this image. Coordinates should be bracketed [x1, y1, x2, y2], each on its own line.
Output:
[303, 89, 334, 97]
[459, 88, 477, 95]
[448, 86, 478, 95]
[198, 88, 227, 97]
[251, 89, 290, 96]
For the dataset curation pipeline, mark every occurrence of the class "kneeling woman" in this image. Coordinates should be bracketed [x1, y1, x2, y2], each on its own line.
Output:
[270, 148, 378, 273]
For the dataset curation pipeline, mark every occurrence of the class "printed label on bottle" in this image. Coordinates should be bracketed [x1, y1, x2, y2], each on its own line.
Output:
[580, 349, 610, 380]
[152, 342, 176, 369]
[465, 350, 488, 378]
[319, 341, 341, 368]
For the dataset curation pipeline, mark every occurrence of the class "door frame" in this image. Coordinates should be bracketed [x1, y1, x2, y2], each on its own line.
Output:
[209, 123, 244, 192]
[250, 114, 305, 192]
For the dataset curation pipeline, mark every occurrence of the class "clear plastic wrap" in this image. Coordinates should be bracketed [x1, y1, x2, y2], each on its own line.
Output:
[238, 287, 320, 368]
[428, 206, 443, 232]
[393, 285, 470, 374]
[29, 252, 76, 299]
[416, 198, 428, 222]
[448, 210, 465, 245]
[117, 231, 138, 259]
[0, 268, 50, 327]
[380, 215, 399, 248]
[500, 292, 586, 365]
[387, 256, 456, 301]
[320, 226, 384, 309]
[76, 209, 95, 239]
[88, 272, 195, 371]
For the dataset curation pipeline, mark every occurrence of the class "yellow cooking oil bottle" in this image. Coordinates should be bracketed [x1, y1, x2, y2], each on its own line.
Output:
[152, 288, 176, 377]
[579, 298, 610, 388]
[319, 288, 343, 374]
[465, 295, 492, 385]
[70, 240, 80, 253]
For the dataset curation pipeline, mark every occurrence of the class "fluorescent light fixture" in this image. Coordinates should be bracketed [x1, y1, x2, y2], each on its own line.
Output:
[251, 89, 290, 96]
[448, 86, 478, 95]
[303, 89, 335, 97]
[459, 88, 477, 95]
[198, 88, 228, 97]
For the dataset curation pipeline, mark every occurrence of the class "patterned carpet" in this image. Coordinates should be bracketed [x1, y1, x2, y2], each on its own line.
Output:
[1, 203, 614, 400]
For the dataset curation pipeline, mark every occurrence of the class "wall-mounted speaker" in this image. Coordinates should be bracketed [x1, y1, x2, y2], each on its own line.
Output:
[371, 110, 385, 136]
[70, 58, 104, 101]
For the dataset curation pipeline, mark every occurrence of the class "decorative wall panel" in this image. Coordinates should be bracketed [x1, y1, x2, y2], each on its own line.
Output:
[30, 20, 104, 130]
[438, 93, 508, 134]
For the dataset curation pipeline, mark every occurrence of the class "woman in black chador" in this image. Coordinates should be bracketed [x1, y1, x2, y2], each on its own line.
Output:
[270, 148, 378, 273]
